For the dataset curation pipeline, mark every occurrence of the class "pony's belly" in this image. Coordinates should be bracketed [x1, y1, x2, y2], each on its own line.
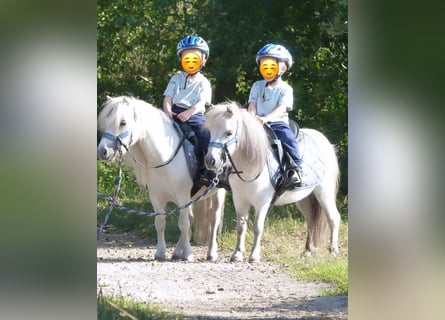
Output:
[274, 187, 314, 206]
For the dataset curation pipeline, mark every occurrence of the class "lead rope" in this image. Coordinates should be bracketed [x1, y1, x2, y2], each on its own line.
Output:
[97, 151, 125, 238]
[97, 155, 219, 238]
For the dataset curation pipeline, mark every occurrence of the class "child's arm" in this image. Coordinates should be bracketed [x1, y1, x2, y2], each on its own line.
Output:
[247, 101, 257, 117]
[163, 96, 176, 118]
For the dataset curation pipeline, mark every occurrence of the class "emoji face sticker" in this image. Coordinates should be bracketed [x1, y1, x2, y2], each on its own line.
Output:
[181, 51, 202, 73]
[259, 58, 279, 80]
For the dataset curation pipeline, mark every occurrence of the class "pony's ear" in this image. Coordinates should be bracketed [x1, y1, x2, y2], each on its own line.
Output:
[106, 95, 112, 101]
[225, 105, 234, 118]
[122, 97, 130, 105]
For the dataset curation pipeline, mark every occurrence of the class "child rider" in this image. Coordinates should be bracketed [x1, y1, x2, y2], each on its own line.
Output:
[247, 43, 303, 188]
[163, 35, 225, 188]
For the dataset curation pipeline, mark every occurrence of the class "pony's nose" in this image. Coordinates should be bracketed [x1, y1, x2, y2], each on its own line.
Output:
[97, 146, 110, 160]
[204, 155, 216, 169]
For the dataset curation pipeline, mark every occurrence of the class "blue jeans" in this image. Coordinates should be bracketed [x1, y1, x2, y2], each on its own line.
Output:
[269, 121, 302, 167]
[172, 105, 210, 157]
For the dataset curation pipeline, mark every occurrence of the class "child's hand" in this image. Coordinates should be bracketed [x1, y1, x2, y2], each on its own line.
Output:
[255, 115, 267, 124]
[177, 109, 192, 122]
[165, 110, 176, 119]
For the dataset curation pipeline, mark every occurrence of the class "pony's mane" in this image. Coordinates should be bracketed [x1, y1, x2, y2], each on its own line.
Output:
[205, 101, 269, 175]
[98, 95, 170, 132]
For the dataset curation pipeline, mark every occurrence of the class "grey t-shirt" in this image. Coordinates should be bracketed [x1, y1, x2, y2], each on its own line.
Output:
[163, 71, 211, 113]
[248, 79, 293, 123]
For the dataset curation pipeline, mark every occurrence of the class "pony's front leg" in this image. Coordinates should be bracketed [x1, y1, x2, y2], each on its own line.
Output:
[207, 189, 226, 262]
[249, 205, 269, 263]
[172, 207, 193, 261]
[154, 215, 167, 261]
[230, 201, 250, 262]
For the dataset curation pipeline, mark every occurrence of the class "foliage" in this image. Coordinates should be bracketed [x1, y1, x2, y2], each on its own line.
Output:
[97, 0, 348, 197]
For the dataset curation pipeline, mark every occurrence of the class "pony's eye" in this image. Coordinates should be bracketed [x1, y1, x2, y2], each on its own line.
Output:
[225, 130, 233, 138]
[120, 120, 127, 127]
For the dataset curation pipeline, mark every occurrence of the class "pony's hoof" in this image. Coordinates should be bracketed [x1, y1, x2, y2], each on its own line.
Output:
[183, 254, 194, 262]
[230, 252, 243, 262]
[171, 254, 182, 261]
[330, 247, 339, 256]
[172, 254, 194, 261]
[207, 254, 218, 262]
[154, 255, 167, 262]
[301, 250, 312, 257]
[248, 256, 261, 263]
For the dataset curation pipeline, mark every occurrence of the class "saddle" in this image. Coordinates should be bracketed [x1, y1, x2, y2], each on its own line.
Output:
[264, 119, 300, 194]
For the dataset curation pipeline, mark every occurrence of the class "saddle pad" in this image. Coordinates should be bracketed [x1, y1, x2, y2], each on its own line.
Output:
[268, 130, 326, 190]
[297, 130, 326, 187]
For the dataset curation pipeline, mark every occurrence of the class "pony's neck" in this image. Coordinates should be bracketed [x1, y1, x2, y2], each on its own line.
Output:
[132, 103, 180, 167]
[230, 116, 270, 179]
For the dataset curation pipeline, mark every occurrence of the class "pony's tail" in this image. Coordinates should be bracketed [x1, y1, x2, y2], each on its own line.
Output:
[192, 199, 211, 245]
[299, 194, 329, 251]
[309, 194, 329, 248]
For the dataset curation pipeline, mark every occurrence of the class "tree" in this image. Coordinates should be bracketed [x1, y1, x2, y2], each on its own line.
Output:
[97, 0, 348, 196]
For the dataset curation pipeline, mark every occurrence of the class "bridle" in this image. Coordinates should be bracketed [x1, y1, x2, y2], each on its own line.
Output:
[102, 131, 132, 153]
[208, 121, 261, 183]
[101, 127, 185, 169]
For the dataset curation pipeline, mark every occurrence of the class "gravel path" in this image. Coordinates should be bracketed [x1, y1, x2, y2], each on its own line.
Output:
[97, 230, 348, 319]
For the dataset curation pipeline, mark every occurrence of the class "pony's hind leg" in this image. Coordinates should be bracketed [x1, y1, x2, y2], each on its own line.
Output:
[297, 195, 329, 255]
[314, 188, 341, 255]
[297, 197, 316, 255]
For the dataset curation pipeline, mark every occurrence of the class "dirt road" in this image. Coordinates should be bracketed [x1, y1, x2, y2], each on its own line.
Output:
[97, 231, 348, 319]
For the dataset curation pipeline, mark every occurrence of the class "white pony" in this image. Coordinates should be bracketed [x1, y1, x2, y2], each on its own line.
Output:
[97, 96, 226, 261]
[204, 101, 341, 262]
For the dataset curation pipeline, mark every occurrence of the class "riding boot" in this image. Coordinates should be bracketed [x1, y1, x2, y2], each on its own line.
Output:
[199, 167, 215, 186]
[283, 154, 304, 189]
[284, 167, 301, 189]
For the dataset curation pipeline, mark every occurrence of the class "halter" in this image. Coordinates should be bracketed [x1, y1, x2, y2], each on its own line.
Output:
[208, 122, 261, 182]
[102, 131, 132, 152]
[102, 123, 186, 169]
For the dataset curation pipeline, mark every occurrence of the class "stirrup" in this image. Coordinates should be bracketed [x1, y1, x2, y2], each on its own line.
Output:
[284, 168, 302, 189]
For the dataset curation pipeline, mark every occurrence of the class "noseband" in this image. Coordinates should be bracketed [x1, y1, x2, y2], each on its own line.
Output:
[102, 131, 132, 153]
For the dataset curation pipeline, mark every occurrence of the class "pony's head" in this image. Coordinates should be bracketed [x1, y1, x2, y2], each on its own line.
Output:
[204, 101, 269, 176]
[97, 96, 138, 161]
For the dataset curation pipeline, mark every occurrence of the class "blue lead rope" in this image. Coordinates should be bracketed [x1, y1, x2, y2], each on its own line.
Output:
[97, 154, 125, 238]
[97, 156, 219, 238]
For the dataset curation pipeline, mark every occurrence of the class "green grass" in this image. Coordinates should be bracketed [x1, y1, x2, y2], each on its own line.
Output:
[98, 291, 181, 320]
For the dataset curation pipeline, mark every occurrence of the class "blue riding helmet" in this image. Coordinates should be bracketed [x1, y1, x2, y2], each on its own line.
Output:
[256, 44, 293, 69]
[176, 35, 210, 59]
